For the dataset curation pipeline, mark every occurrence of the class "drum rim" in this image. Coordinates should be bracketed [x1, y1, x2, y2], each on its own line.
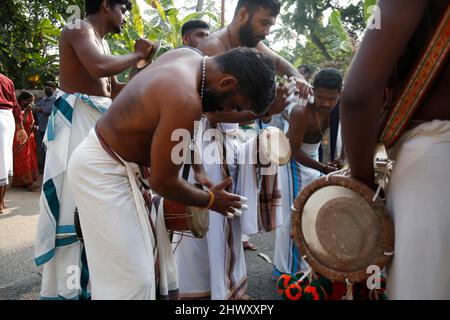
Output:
[291, 175, 395, 283]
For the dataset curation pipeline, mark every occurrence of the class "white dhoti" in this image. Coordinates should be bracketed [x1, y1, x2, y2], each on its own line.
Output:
[35, 92, 111, 299]
[0, 109, 15, 186]
[274, 142, 321, 277]
[386, 120, 450, 300]
[299, 142, 322, 187]
[174, 120, 247, 300]
[236, 123, 282, 235]
[67, 129, 178, 300]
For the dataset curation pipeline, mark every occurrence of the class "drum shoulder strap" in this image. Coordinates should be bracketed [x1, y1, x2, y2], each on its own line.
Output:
[380, 6, 450, 147]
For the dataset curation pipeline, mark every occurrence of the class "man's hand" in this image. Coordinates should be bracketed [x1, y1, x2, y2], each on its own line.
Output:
[267, 85, 289, 116]
[321, 163, 339, 174]
[328, 158, 345, 170]
[208, 177, 247, 218]
[134, 38, 154, 60]
[293, 76, 314, 106]
[16, 129, 28, 145]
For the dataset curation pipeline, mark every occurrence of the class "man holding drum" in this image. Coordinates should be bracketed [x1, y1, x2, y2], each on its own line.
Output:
[66, 47, 277, 299]
[173, 0, 308, 300]
[35, 0, 155, 300]
[273, 68, 343, 278]
[341, 0, 450, 299]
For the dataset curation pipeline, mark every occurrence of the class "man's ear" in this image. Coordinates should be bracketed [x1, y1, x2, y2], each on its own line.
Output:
[219, 76, 238, 89]
[102, 0, 110, 13]
[182, 35, 189, 46]
[238, 7, 250, 24]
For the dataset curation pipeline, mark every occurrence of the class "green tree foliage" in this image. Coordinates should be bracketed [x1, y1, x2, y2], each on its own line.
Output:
[0, 0, 220, 87]
[108, 0, 219, 81]
[0, 0, 83, 88]
[274, 0, 373, 73]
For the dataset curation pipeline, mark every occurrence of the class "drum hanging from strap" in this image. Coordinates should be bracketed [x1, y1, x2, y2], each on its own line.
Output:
[291, 173, 394, 284]
[153, 183, 209, 238]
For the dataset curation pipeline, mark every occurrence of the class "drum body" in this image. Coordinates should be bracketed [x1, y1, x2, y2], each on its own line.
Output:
[291, 175, 394, 283]
[159, 183, 209, 238]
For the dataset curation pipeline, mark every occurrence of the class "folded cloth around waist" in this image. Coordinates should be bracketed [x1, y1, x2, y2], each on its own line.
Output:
[35, 92, 112, 267]
[94, 128, 179, 299]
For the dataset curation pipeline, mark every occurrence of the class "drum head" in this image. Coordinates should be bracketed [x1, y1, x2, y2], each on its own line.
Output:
[187, 206, 209, 238]
[292, 175, 394, 283]
[136, 41, 161, 69]
[259, 126, 291, 166]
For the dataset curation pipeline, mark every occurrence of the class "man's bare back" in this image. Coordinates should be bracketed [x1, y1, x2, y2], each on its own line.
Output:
[97, 48, 204, 166]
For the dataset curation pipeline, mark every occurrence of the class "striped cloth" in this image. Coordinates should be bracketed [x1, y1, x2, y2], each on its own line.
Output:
[35, 92, 111, 300]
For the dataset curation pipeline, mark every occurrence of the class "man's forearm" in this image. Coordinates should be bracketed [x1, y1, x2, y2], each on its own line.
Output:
[94, 52, 141, 78]
[294, 150, 325, 173]
[341, 96, 380, 186]
[151, 176, 210, 208]
[276, 57, 302, 79]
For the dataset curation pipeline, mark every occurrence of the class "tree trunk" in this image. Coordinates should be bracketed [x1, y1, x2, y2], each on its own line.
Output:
[310, 32, 333, 61]
[196, 0, 204, 12]
[221, 0, 225, 28]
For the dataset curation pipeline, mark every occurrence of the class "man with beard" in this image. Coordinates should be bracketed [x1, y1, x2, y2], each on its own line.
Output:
[199, 0, 311, 124]
[34, 81, 58, 173]
[196, 0, 308, 283]
[66, 47, 276, 299]
[35, 0, 154, 300]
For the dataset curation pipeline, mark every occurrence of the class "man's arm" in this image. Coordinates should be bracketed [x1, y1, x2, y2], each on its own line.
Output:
[341, 0, 428, 186]
[111, 76, 126, 99]
[288, 106, 333, 174]
[148, 90, 242, 216]
[257, 42, 312, 98]
[65, 21, 150, 78]
[257, 42, 301, 78]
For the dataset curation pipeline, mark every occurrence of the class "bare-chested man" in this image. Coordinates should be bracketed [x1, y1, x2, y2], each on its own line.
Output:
[35, 0, 154, 300]
[66, 47, 276, 299]
[199, 0, 311, 124]
[197, 0, 312, 277]
[273, 68, 343, 278]
[341, 0, 450, 299]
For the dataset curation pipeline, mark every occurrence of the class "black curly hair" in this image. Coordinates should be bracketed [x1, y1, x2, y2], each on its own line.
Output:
[215, 48, 276, 115]
[235, 0, 281, 16]
[85, 0, 132, 15]
[313, 68, 343, 91]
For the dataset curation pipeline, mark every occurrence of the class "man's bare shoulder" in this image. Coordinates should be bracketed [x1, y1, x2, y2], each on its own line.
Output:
[290, 104, 312, 126]
[60, 19, 92, 42]
[197, 30, 227, 56]
[291, 104, 310, 118]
